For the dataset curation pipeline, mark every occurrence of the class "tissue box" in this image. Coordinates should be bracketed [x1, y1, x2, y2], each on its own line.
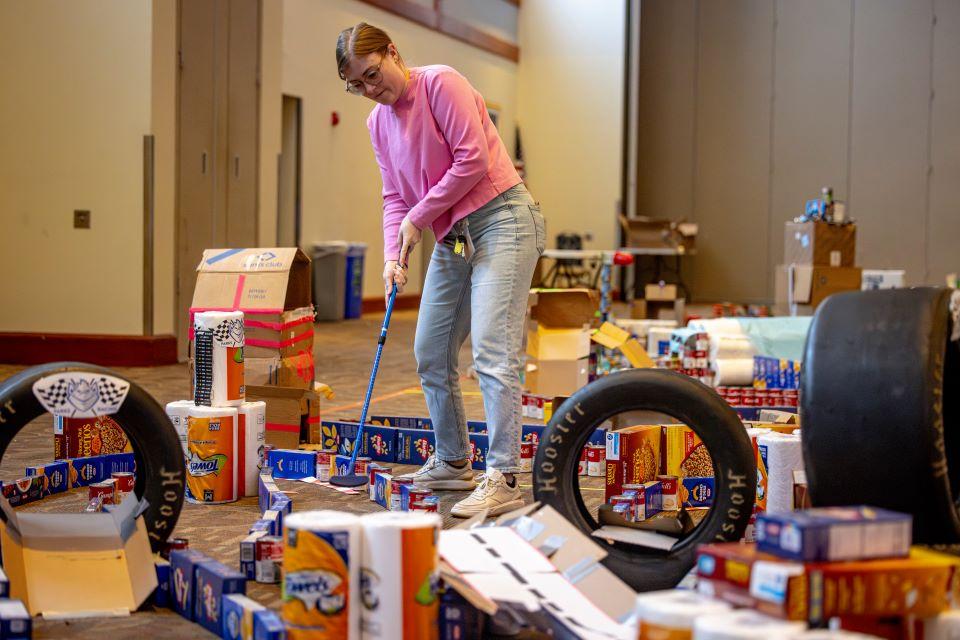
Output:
[193, 561, 246, 635]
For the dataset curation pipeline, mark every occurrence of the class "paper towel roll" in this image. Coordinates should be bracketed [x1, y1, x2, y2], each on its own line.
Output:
[360, 511, 442, 639]
[924, 610, 960, 640]
[634, 590, 730, 639]
[165, 400, 193, 459]
[185, 405, 238, 504]
[239, 401, 266, 497]
[194, 310, 245, 407]
[283, 511, 362, 640]
[693, 610, 805, 639]
[756, 432, 804, 513]
[713, 359, 755, 386]
[648, 327, 675, 358]
[710, 336, 757, 362]
[794, 632, 884, 639]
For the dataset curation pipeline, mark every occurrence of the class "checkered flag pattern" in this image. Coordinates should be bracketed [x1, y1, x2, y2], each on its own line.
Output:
[194, 328, 214, 406]
[213, 317, 244, 348]
[33, 374, 130, 417]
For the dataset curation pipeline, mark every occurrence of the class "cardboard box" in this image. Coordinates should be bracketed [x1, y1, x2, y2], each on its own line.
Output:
[662, 425, 715, 478]
[193, 560, 246, 635]
[246, 385, 320, 449]
[525, 358, 589, 397]
[372, 472, 392, 509]
[861, 269, 905, 290]
[680, 477, 714, 507]
[527, 288, 599, 329]
[619, 216, 697, 252]
[631, 298, 687, 324]
[24, 461, 69, 496]
[153, 559, 170, 608]
[604, 425, 661, 501]
[591, 322, 654, 368]
[240, 531, 266, 580]
[257, 469, 281, 514]
[1, 477, 44, 507]
[644, 283, 677, 301]
[697, 543, 960, 623]
[0, 600, 30, 639]
[468, 432, 489, 471]
[243, 353, 315, 389]
[54, 414, 132, 460]
[1, 497, 157, 616]
[369, 415, 432, 429]
[755, 507, 912, 562]
[252, 610, 285, 639]
[362, 426, 398, 463]
[266, 449, 315, 479]
[242, 306, 315, 359]
[527, 325, 591, 360]
[775, 264, 863, 311]
[784, 221, 856, 267]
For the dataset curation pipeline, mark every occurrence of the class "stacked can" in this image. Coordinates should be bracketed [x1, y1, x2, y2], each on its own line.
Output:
[368, 464, 391, 501]
[586, 444, 605, 477]
[520, 441, 535, 472]
[316, 450, 334, 483]
[89, 480, 115, 505]
[255, 535, 284, 583]
[113, 471, 135, 502]
[390, 477, 413, 511]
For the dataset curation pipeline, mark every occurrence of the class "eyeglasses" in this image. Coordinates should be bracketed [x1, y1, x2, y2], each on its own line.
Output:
[345, 56, 385, 96]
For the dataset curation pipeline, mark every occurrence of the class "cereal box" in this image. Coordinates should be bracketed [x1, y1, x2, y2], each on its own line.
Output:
[25, 461, 69, 496]
[604, 425, 661, 501]
[54, 414, 132, 460]
[194, 560, 246, 635]
[396, 428, 436, 465]
[170, 549, 209, 620]
[252, 609, 285, 640]
[66, 456, 111, 488]
[662, 424, 714, 478]
[221, 593, 265, 640]
[267, 449, 316, 480]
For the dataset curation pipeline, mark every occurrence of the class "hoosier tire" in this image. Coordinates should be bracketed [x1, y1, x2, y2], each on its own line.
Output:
[801, 288, 960, 544]
[533, 369, 755, 592]
[0, 362, 186, 552]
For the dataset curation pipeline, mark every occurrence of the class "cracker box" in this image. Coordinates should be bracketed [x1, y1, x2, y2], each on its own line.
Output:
[221, 593, 266, 640]
[373, 472, 392, 509]
[662, 424, 714, 478]
[25, 461, 69, 496]
[1, 476, 44, 507]
[252, 609, 286, 640]
[169, 549, 209, 620]
[396, 428, 436, 465]
[468, 432, 489, 471]
[266, 449, 315, 480]
[756, 507, 912, 562]
[193, 560, 246, 635]
[696, 543, 960, 623]
[681, 477, 714, 508]
[154, 559, 171, 608]
[361, 425, 398, 463]
[369, 415, 432, 429]
[0, 599, 31, 640]
[604, 425, 661, 501]
[54, 414, 132, 460]
[240, 531, 267, 580]
[258, 469, 280, 514]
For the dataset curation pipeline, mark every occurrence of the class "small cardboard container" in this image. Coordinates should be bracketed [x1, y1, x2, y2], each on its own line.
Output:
[1, 497, 157, 616]
[775, 264, 862, 312]
[644, 283, 678, 301]
[591, 322, 654, 368]
[246, 385, 321, 449]
[242, 353, 315, 390]
[604, 425, 661, 500]
[784, 221, 856, 267]
[396, 428, 437, 466]
[525, 358, 589, 398]
[53, 415, 132, 460]
[662, 424, 714, 478]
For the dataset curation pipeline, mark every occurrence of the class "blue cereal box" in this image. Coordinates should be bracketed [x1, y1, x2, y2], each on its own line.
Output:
[269, 494, 292, 532]
[396, 428, 436, 465]
[370, 415, 432, 429]
[373, 472, 392, 509]
[194, 560, 246, 635]
[250, 520, 273, 535]
[170, 549, 209, 620]
[106, 452, 136, 474]
[0, 599, 31, 640]
[361, 425, 398, 463]
[154, 559, 171, 608]
[1, 476, 44, 507]
[468, 433, 488, 471]
[258, 468, 280, 514]
[25, 460, 69, 495]
[240, 531, 266, 579]
[756, 506, 912, 562]
[680, 477, 714, 508]
[267, 449, 316, 480]
[221, 593, 266, 640]
[252, 609, 285, 640]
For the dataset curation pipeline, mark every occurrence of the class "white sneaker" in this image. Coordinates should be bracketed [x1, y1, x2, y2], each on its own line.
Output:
[451, 469, 524, 518]
[398, 455, 476, 490]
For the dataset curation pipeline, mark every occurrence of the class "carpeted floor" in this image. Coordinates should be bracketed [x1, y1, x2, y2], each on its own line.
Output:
[0, 310, 609, 638]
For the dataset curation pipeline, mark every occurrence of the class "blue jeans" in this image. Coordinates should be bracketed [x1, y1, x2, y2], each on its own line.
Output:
[414, 184, 545, 473]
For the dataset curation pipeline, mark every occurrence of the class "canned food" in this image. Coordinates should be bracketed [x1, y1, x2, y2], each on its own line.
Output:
[89, 480, 115, 505]
[390, 476, 413, 511]
[520, 442, 534, 472]
[578, 448, 589, 476]
[612, 502, 633, 522]
[255, 535, 284, 583]
[657, 475, 680, 511]
[112, 471, 135, 497]
[610, 494, 636, 522]
[783, 389, 799, 407]
[410, 495, 440, 513]
[161, 537, 190, 560]
[368, 464, 391, 501]
[586, 444, 605, 477]
[315, 450, 333, 482]
[741, 389, 757, 407]
[84, 495, 104, 513]
[354, 456, 373, 476]
[409, 487, 433, 511]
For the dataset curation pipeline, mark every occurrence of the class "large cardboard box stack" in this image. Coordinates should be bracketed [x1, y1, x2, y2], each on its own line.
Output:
[191, 248, 321, 447]
[524, 289, 598, 397]
[776, 221, 861, 314]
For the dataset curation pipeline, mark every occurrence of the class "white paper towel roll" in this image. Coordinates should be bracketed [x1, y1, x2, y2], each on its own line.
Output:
[282, 511, 362, 640]
[360, 511, 442, 639]
[194, 310, 245, 407]
[713, 359, 755, 386]
[710, 335, 757, 361]
[634, 590, 730, 639]
[794, 632, 884, 639]
[165, 399, 193, 459]
[185, 404, 238, 504]
[924, 609, 960, 640]
[239, 401, 266, 497]
[756, 432, 804, 513]
[648, 327, 675, 358]
[693, 610, 805, 639]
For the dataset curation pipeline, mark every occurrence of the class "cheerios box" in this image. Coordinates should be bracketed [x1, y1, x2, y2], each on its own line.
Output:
[25, 461, 69, 496]
[604, 425, 661, 501]
[396, 428, 436, 465]
[193, 560, 246, 635]
[662, 425, 714, 478]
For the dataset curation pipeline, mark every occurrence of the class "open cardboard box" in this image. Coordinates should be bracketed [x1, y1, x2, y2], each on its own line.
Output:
[246, 384, 324, 449]
[591, 322, 654, 368]
[0, 497, 156, 617]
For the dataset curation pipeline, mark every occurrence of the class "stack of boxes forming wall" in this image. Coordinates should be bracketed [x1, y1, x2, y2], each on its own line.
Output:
[775, 221, 862, 314]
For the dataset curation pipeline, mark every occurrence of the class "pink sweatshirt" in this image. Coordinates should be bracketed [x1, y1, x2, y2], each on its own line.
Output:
[367, 65, 522, 261]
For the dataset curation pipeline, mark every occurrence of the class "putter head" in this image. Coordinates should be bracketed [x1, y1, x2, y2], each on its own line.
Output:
[329, 473, 368, 488]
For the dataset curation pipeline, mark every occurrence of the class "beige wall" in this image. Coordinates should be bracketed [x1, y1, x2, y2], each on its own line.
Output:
[517, 0, 626, 251]
[282, 0, 520, 299]
[0, 0, 152, 334]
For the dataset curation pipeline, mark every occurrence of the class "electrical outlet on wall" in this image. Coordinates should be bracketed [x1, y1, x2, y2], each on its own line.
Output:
[74, 210, 91, 229]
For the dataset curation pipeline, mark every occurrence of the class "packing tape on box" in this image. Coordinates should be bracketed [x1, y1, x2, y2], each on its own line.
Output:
[194, 310, 245, 407]
[756, 432, 804, 514]
[634, 590, 730, 638]
[165, 400, 193, 459]
[239, 401, 266, 498]
[713, 359, 755, 387]
[185, 405, 238, 504]
[692, 610, 806, 639]
[360, 511, 442, 639]
[282, 510, 361, 640]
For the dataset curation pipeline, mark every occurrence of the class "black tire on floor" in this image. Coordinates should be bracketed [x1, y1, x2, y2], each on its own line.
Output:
[533, 368, 756, 592]
[801, 287, 960, 544]
[0, 362, 186, 552]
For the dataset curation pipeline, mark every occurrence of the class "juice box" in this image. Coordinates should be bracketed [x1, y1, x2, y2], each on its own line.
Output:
[194, 560, 246, 635]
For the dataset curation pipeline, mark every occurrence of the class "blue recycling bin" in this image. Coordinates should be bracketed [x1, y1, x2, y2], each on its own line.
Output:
[344, 243, 367, 319]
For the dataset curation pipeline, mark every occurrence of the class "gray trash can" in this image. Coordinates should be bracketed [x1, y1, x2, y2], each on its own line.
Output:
[311, 241, 348, 322]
